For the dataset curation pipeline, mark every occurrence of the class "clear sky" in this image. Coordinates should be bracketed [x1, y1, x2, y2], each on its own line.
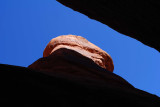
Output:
[0, 0, 160, 96]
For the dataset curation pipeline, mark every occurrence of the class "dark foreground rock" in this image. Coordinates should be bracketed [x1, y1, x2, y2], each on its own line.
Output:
[57, 0, 160, 52]
[0, 49, 160, 106]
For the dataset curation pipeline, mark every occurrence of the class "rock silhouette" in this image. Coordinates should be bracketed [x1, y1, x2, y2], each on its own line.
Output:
[42, 35, 114, 72]
[57, 0, 160, 52]
[1, 35, 159, 106]
[28, 35, 132, 88]
[0, 42, 160, 106]
[1, 1, 160, 106]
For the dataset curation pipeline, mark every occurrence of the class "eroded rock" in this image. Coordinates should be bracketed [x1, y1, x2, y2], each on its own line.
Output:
[43, 35, 114, 72]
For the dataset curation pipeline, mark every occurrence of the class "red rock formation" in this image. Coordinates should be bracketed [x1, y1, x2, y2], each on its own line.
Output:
[28, 47, 133, 88]
[43, 35, 114, 72]
[1, 47, 160, 106]
[1, 36, 160, 106]
[28, 35, 134, 88]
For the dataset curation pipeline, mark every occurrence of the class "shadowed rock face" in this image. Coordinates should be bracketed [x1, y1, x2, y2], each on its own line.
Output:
[0, 48, 160, 106]
[43, 35, 114, 72]
[0, 36, 160, 106]
[57, 0, 160, 52]
[1, 1, 160, 106]
[28, 48, 132, 88]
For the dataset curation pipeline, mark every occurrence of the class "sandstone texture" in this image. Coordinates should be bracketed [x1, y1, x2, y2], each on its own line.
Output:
[43, 35, 114, 72]
[1, 1, 160, 106]
[57, 0, 160, 52]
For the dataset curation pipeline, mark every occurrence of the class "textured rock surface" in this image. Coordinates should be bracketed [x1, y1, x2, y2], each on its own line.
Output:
[29, 48, 130, 88]
[57, 0, 160, 52]
[1, 1, 160, 106]
[43, 35, 114, 72]
[0, 49, 160, 106]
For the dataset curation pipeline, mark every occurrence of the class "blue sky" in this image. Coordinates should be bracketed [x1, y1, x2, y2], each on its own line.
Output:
[0, 0, 160, 96]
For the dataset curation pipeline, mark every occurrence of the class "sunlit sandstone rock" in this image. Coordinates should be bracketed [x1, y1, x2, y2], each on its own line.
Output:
[43, 35, 114, 72]
[5, 35, 158, 106]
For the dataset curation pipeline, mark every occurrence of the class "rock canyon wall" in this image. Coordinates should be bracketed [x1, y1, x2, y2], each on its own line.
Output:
[57, 0, 160, 52]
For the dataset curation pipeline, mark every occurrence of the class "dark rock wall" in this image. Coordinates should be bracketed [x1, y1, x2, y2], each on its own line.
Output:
[1, 1, 160, 106]
[57, 0, 160, 52]
[0, 49, 160, 106]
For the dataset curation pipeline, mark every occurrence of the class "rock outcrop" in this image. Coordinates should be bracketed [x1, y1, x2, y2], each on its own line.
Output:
[26, 35, 159, 106]
[0, 48, 160, 106]
[1, 1, 160, 106]
[1, 35, 160, 106]
[42, 35, 114, 72]
[29, 47, 131, 88]
[57, 0, 160, 52]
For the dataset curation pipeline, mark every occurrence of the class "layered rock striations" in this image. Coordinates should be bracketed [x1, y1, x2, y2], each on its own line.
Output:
[57, 0, 160, 52]
[43, 35, 114, 72]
